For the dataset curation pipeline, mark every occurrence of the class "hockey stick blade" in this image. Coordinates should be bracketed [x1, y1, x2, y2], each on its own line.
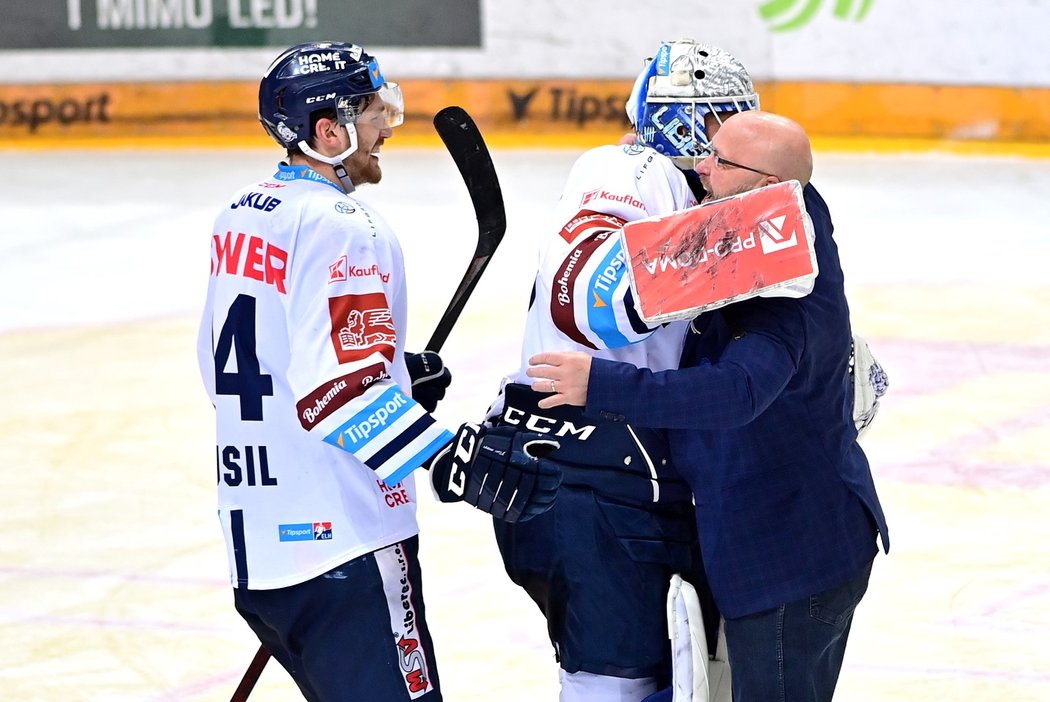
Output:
[426, 106, 507, 352]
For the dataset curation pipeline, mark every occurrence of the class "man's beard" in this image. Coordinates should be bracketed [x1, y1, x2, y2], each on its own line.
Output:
[349, 152, 383, 186]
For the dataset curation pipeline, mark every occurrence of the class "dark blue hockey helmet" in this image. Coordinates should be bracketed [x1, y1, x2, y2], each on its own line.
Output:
[258, 41, 403, 151]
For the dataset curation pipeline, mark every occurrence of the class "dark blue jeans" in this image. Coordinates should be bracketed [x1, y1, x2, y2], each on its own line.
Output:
[723, 559, 873, 702]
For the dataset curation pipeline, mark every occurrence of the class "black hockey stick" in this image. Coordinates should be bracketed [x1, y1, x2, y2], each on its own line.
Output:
[229, 106, 505, 702]
[229, 644, 270, 702]
[426, 105, 507, 352]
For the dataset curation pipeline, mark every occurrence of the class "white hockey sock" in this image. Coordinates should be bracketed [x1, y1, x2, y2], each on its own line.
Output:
[559, 669, 658, 702]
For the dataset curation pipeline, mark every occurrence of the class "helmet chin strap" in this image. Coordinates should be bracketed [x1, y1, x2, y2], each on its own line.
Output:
[297, 123, 360, 193]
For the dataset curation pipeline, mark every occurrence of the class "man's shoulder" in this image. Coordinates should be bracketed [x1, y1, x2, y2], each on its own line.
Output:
[565, 144, 691, 213]
[576, 143, 679, 171]
[803, 183, 832, 221]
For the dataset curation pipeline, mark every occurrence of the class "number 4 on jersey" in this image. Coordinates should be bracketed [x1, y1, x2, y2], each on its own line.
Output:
[214, 294, 274, 421]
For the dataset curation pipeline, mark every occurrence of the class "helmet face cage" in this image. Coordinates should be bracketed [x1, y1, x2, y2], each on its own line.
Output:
[627, 39, 760, 168]
[637, 97, 757, 167]
[258, 41, 402, 151]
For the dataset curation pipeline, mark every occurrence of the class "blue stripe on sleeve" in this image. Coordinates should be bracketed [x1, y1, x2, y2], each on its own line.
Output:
[365, 413, 433, 472]
[381, 429, 455, 487]
[587, 240, 633, 348]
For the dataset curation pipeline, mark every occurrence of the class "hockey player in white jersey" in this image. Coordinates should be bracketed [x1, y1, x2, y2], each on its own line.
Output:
[197, 42, 559, 702]
[487, 40, 758, 702]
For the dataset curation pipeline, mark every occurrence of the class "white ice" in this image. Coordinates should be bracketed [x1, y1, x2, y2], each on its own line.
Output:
[0, 146, 1048, 701]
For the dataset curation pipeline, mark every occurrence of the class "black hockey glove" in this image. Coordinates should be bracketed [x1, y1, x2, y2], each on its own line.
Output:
[428, 423, 562, 523]
[404, 351, 452, 413]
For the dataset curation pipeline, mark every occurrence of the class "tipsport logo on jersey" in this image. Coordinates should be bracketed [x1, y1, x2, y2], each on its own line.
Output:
[325, 386, 411, 451]
[278, 522, 333, 542]
[328, 292, 397, 364]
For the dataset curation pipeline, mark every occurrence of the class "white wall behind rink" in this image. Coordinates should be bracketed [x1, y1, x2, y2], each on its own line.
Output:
[1, 0, 1047, 87]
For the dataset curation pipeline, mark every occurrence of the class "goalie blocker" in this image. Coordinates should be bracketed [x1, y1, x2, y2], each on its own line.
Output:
[621, 180, 818, 324]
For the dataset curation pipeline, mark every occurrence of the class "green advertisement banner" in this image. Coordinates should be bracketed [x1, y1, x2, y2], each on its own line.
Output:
[3, 0, 481, 48]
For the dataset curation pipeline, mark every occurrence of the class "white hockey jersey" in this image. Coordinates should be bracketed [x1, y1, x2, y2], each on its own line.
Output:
[197, 164, 453, 590]
[503, 144, 698, 391]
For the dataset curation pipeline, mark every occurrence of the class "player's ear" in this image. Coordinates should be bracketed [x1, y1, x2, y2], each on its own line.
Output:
[313, 115, 341, 147]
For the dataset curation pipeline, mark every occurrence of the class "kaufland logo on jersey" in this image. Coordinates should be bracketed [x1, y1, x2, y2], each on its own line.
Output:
[580, 189, 645, 211]
[757, 215, 799, 253]
[328, 255, 391, 284]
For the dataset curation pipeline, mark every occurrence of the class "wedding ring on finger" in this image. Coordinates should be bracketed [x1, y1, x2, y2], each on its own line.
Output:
[550, 379, 557, 394]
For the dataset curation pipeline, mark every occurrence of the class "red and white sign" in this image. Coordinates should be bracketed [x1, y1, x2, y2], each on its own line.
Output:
[620, 180, 818, 323]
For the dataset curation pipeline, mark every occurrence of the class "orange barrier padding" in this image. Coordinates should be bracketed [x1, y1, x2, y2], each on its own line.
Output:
[761, 82, 1050, 142]
[2, 79, 1048, 149]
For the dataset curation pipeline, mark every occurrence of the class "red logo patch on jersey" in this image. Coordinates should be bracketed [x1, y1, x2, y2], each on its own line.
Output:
[313, 522, 333, 540]
[296, 363, 390, 430]
[557, 210, 625, 244]
[328, 255, 392, 284]
[579, 189, 645, 211]
[329, 293, 397, 364]
[329, 255, 348, 283]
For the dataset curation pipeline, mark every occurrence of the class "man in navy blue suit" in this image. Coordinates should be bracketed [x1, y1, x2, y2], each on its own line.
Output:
[527, 110, 890, 702]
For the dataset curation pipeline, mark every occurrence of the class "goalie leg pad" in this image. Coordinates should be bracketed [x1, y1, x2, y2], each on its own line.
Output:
[850, 334, 889, 438]
[667, 574, 732, 702]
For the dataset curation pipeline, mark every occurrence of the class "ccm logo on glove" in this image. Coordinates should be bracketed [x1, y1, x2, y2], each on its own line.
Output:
[445, 427, 479, 497]
[428, 423, 562, 522]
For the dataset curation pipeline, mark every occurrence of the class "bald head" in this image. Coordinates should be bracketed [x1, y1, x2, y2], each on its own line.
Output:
[721, 111, 813, 186]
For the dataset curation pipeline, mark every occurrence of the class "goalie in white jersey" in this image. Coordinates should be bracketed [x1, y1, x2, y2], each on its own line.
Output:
[487, 40, 759, 701]
[198, 42, 559, 702]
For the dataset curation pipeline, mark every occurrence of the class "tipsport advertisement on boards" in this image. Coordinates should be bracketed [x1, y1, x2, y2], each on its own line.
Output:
[0, 0, 477, 143]
[0, 0, 480, 48]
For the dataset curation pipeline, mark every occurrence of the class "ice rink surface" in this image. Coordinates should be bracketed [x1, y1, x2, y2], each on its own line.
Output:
[1, 144, 1048, 701]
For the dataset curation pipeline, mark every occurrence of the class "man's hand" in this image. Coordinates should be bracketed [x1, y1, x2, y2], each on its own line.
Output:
[428, 423, 561, 522]
[405, 351, 452, 413]
[526, 351, 593, 409]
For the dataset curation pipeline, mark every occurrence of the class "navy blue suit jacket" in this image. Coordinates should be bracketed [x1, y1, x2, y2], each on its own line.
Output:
[587, 184, 889, 618]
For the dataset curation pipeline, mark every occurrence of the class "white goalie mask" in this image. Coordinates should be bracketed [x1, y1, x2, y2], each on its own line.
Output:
[627, 39, 760, 169]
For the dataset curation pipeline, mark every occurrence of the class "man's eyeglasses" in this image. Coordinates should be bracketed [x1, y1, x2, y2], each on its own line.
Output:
[699, 147, 777, 178]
